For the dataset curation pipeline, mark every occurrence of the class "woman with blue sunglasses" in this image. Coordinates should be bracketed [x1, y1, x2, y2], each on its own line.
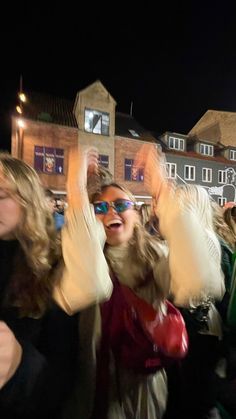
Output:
[62, 145, 224, 419]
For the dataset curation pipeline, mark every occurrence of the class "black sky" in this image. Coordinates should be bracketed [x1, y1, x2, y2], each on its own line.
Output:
[1, 1, 236, 151]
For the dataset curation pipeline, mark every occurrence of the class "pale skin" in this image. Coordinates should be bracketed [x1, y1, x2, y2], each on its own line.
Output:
[95, 186, 138, 246]
[66, 145, 99, 209]
[0, 171, 23, 388]
[134, 144, 176, 237]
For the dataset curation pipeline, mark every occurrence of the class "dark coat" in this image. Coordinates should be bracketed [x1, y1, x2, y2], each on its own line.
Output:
[0, 240, 79, 419]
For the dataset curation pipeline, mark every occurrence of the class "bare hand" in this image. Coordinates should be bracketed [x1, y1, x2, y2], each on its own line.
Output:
[0, 321, 22, 389]
[135, 144, 176, 236]
[67, 146, 99, 208]
[134, 143, 168, 200]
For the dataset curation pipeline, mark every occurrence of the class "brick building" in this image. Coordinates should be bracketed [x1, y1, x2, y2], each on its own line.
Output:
[11, 80, 156, 202]
[11, 80, 236, 205]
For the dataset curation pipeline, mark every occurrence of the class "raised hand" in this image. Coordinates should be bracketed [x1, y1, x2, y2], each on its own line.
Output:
[134, 143, 168, 200]
[135, 144, 177, 237]
[0, 321, 22, 389]
[66, 146, 99, 209]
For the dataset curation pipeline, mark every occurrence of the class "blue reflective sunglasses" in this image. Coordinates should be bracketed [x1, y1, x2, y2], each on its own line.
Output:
[93, 199, 135, 215]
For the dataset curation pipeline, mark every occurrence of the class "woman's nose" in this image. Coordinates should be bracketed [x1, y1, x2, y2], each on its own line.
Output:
[107, 203, 117, 214]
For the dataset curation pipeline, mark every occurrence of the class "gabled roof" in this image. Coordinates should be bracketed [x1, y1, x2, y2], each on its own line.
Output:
[188, 110, 236, 147]
[77, 80, 116, 104]
[16, 91, 155, 141]
[17, 91, 78, 127]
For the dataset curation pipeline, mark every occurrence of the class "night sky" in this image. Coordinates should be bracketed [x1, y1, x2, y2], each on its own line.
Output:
[1, 1, 236, 151]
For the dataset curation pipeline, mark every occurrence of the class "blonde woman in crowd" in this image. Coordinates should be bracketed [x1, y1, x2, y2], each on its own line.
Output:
[0, 150, 112, 419]
[163, 185, 225, 419]
[61, 144, 224, 419]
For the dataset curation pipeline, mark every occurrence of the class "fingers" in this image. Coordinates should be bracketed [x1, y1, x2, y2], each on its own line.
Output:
[135, 143, 168, 199]
[66, 146, 99, 208]
[85, 147, 99, 176]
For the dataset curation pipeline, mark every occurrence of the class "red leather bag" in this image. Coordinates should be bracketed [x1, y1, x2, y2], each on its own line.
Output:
[101, 273, 188, 374]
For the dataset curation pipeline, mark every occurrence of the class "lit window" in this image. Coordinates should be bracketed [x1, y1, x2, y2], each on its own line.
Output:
[124, 159, 144, 182]
[84, 108, 109, 135]
[99, 154, 109, 168]
[128, 129, 140, 137]
[34, 146, 64, 174]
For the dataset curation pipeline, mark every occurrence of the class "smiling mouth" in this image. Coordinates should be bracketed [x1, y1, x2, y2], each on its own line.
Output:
[106, 221, 123, 230]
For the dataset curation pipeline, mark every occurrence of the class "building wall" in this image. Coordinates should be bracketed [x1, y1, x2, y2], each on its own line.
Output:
[114, 136, 151, 198]
[165, 152, 236, 203]
[11, 117, 78, 191]
[74, 80, 116, 176]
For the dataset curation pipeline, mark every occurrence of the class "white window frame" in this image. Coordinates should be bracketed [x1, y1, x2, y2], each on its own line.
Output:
[229, 150, 236, 161]
[166, 162, 177, 179]
[218, 197, 227, 207]
[168, 136, 184, 151]
[218, 170, 226, 184]
[84, 108, 109, 135]
[200, 143, 214, 156]
[202, 167, 212, 183]
[184, 165, 195, 181]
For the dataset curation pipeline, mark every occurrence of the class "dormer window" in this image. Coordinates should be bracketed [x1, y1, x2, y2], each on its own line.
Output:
[229, 150, 236, 161]
[199, 143, 214, 156]
[84, 108, 109, 136]
[168, 136, 184, 151]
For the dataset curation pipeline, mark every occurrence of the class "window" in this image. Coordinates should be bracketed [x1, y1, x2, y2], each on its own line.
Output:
[218, 170, 226, 184]
[229, 150, 236, 161]
[168, 136, 184, 151]
[128, 129, 140, 137]
[34, 146, 64, 174]
[218, 197, 227, 207]
[199, 144, 214, 156]
[202, 168, 212, 183]
[84, 108, 109, 135]
[124, 159, 144, 182]
[184, 165, 195, 181]
[166, 162, 177, 179]
[98, 154, 109, 168]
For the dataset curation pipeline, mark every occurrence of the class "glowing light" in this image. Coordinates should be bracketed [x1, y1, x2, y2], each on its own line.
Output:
[19, 92, 26, 102]
[17, 119, 25, 128]
[16, 105, 22, 114]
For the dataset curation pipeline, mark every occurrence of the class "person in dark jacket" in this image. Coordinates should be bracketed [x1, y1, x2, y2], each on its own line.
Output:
[0, 153, 79, 419]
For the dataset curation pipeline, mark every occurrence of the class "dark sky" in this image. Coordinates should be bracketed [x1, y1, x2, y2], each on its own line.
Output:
[1, 1, 236, 151]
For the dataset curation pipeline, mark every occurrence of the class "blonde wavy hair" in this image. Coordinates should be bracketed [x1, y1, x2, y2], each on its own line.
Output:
[0, 153, 61, 316]
[223, 207, 236, 243]
[90, 183, 165, 277]
[211, 201, 236, 250]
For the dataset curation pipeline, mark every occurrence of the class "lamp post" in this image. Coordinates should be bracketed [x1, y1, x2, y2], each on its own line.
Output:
[15, 75, 27, 159]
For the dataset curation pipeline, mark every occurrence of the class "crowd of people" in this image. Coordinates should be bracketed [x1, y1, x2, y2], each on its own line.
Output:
[0, 144, 236, 419]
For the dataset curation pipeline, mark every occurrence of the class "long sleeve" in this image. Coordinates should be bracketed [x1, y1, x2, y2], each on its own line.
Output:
[157, 193, 225, 307]
[53, 145, 113, 314]
[53, 203, 112, 315]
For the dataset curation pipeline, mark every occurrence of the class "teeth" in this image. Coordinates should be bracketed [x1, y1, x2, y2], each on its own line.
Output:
[106, 220, 122, 227]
